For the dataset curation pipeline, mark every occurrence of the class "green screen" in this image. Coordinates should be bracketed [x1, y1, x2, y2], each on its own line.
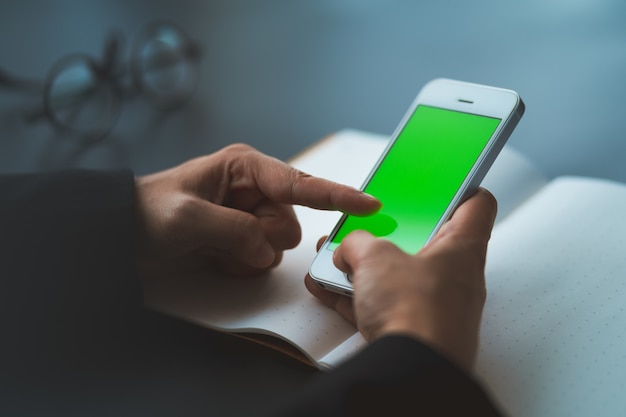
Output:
[329, 105, 500, 253]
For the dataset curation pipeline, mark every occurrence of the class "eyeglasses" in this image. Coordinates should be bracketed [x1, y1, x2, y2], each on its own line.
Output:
[0, 20, 201, 142]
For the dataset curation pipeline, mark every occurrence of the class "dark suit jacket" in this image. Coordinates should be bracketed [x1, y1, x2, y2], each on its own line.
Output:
[0, 170, 503, 417]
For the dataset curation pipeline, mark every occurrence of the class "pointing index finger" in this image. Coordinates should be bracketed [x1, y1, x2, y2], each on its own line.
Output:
[253, 152, 381, 215]
[290, 172, 381, 215]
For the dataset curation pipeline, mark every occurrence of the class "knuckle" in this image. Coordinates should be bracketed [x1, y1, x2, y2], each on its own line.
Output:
[159, 195, 199, 241]
[222, 143, 256, 155]
[231, 213, 269, 255]
[231, 211, 257, 240]
[289, 170, 313, 201]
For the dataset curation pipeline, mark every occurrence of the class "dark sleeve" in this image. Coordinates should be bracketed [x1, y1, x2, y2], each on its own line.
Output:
[0, 170, 143, 374]
[268, 335, 504, 417]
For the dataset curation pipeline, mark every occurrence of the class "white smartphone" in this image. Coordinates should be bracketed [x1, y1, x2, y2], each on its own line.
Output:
[309, 78, 525, 296]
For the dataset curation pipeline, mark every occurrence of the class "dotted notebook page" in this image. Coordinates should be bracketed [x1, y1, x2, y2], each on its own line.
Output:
[476, 176, 626, 417]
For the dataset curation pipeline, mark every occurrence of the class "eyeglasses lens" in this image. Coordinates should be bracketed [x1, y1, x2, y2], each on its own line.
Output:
[135, 24, 198, 106]
[47, 58, 118, 136]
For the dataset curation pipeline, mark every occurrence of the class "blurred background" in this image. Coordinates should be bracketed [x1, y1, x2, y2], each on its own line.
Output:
[1, 0, 625, 182]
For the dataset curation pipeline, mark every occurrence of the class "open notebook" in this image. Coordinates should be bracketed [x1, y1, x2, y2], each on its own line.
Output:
[145, 129, 626, 417]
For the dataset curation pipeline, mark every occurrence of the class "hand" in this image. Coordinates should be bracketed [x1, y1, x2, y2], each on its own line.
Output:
[305, 189, 497, 371]
[135, 143, 381, 278]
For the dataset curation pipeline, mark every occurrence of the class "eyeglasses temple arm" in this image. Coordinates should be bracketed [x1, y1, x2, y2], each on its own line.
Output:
[0, 68, 44, 94]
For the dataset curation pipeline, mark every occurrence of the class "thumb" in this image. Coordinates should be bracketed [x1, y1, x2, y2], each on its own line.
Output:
[332, 230, 378, 274]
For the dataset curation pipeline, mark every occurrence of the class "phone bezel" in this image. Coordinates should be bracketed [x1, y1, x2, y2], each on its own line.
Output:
[308, 78, 524, 296]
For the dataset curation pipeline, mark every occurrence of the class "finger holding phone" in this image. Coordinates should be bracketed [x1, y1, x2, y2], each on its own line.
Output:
[305, 188, 498, 372]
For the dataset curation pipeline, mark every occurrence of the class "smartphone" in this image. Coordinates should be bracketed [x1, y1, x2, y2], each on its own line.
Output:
[309, 78, 525, 295]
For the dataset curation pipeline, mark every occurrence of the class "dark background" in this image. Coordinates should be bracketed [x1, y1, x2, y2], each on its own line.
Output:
[1, 1, 625, 415]
[1, 1, 625, 180]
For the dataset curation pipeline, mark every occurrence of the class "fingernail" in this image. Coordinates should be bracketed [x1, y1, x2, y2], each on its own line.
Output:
[363, 193, 382, 208]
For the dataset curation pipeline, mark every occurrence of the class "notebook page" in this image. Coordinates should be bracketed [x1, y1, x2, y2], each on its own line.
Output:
[317, 332, 368, 370]
[481, 144, 547, 222]
[477, 176, 626, 417]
